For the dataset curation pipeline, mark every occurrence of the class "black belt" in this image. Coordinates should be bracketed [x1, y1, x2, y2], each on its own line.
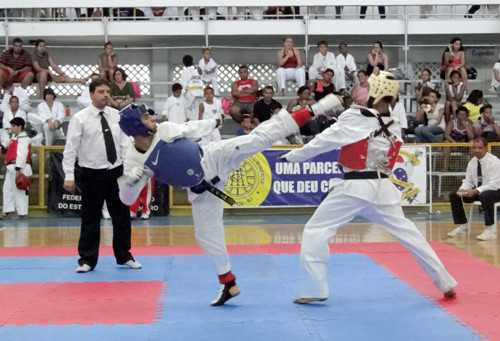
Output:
[190, 176, 236, 206]
[343, 171, 389, 180]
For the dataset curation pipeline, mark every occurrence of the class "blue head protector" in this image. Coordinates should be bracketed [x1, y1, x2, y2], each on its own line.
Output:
[119, 103, 151, 136]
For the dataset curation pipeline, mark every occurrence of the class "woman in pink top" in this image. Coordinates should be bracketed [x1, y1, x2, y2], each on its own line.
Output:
[276, 36, 306, 95]
[351, 70, 370, 106]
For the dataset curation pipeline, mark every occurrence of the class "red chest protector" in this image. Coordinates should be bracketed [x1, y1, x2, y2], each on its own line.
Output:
[5, 138, 31, 165]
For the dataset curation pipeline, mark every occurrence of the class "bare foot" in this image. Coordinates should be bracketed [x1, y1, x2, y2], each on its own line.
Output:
[444, 288, 457, 299]
[293, 297, 327, 305]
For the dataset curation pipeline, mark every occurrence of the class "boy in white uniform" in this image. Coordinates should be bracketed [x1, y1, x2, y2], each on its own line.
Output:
[179, 55, 205, 121]
[161, 83, 186, 123]
[116, 95, 343, 306]
[281, 71, 458, 304]
[197, 48, 219, 96]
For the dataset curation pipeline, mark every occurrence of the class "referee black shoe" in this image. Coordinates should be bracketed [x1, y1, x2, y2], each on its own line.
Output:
[210, 279, 240, 306]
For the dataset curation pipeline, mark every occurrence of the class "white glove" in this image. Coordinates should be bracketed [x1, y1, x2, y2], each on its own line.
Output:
[311, 94, 344, 116]
[126, 166, 145, 185]
[214, 113, 223, 128]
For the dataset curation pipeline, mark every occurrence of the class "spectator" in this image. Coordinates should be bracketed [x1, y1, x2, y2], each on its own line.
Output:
[441, 37, 468, 89]
[37, 88, 65, 145]
[162, 83, 187, 123]
[253, 86, 282, 125]
[390, 97, 408, 137]
[336, 42, 357, 92]
[445, 70, 468, 122]
[360, 6, 386, 19]
[489, 52, 500, 95]
[97, 42, 118, 82]
[415, 68, 436, 105]
[473, 104, 500, 141]
[236, 114, 255, 136]
[0, 96, 27, 150]
[235, 7, 263, 20]
[130, 178, 154, 220]
[463, 90, 484, 123]
[231, 65, 259, 114]
[276, 36, 306, 95]
[1, 78, 31, 113]
[109, 68, 135, 111]
[0, 38, 34, 90]
[197, 48, 219, 96]
[367, 41, 389, 76]
[179, 54, 204, 121]
[351, 70, 370, 106]
[465, 5, 499, 18]
[77, 73, 100, 109]
[198, 87, 222, 146]
[308, 40, 337, 84]
[444, 106, 474, 143]
[287, 85, 319, 139]
[311, 68, 336, 101]
[2, 117, 31, 220]
[32, 39, 86, 98]
[62, 78, 141, 273]
[414, 89, 446, 142]
[447, 137, 500, 240]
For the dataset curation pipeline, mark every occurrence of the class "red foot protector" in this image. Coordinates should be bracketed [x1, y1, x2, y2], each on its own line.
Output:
[0, 281, 163, 326]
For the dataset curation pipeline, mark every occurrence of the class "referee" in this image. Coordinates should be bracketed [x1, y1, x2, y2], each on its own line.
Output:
[63, 78, 141, 272]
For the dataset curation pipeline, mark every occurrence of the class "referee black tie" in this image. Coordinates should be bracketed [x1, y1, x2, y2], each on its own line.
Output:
[100, 111, 117, 164]
[477, 160, 482, 187]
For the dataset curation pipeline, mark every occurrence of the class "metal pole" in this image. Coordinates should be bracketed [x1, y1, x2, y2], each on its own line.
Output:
[304, 7, 309, 66]
[204, 13, 209, 47]
[3, 12, 8, 50]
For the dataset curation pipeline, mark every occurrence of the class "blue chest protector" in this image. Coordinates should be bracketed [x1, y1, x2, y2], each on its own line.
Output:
[144, 138, 204, 187]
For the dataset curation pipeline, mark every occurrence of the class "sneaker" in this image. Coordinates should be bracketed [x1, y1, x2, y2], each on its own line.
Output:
[293, 297, 328, 305]
[210, 280, 240, 306]
[140, 213, 150, 220]
[123, 259, 142, 269]
[447, 224, 468, 237]
[130, 212, 137, 219]
[477, 225, 497, 240]
[76, 264, 92, 273]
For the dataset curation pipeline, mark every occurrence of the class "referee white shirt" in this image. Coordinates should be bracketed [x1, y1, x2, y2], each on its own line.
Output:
[460, 152, 500, 193]
[63, 104, 131, 181]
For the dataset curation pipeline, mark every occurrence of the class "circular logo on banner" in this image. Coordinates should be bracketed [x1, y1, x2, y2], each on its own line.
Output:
[224, 152, 272, 207]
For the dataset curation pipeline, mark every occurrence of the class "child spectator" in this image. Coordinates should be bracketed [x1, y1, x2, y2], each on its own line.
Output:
[1, 96, 27, 150]
[98, 42, 118, 82]
[445, 70, 468, 122]
[2, 117, 31, 219]
[130, 178, 155, 220]
[474, 104, 500, 141]
[441, 37, 468, 89]
[236, 114, 255, 136]
[198, 87, 222, 146]
[179, 55, 204, 121]
[1, 78, 31, 113]
[197, 48, 219, 96]
[463, 90, 484, 123]
[444, 106, 474, 143]
[161, 83, 187, 123]
[415, 68, 436, 104]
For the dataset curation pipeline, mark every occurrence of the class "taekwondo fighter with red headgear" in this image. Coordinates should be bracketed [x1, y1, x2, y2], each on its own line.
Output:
[281, 71, 458, 304]
[116, 94, 344, 306]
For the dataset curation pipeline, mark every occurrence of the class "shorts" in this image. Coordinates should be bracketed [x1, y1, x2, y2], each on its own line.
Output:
[1, 69, 31, 83]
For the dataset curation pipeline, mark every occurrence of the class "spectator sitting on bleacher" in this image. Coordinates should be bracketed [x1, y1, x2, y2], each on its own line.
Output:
[308, 41, 338, 86]
[473, 104, 500, 142]
[463, 90, 484, 123]
[97, 42, 118, 82]
[366, 41, 388, 76]
[441, 37, 468, 90]
[109, 68, 135, 111]
[32, 39, 86, 98]
[76, 73, 100, 109]
[276, 36, 306, 95]
[287, 85, 319, 141]
[0, 96, 27, 150]
[443, 106, 474, 143]
[336, 42, 357, 91]
[351, 70, 370, 106]
[414, 89, 446, 143]
[231, 65, 259, 115]
[197, 48, 219, 96]
[311, 68, 336, 101]
[415, 68, 436, 105]
[489, 52, 500, 95]
[1, 79, 31, 113]
[180, 54, 205, 121]
[360, 6, 386, 19]
[252, 85, 282, 125]
[236, 114, 255, 136]
[0, 38, 34, 91]
[445, 70, 468, 122]
[162, 83, 187, 123]
[36, 88, 65, 145]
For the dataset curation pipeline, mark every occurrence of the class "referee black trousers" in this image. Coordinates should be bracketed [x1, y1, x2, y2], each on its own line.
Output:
[78, 166, 133, 269]
[449, 189, 500, 226]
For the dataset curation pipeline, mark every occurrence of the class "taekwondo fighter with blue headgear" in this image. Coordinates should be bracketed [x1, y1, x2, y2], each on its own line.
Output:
[117, 95, 344, 306]
[281, 71, 458, 304]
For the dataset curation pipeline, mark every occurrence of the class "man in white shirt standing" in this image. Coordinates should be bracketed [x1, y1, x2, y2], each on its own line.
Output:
[336, 42, 358, 94]
[62, 78, 142, 273]
[448, 137, 500, 240]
